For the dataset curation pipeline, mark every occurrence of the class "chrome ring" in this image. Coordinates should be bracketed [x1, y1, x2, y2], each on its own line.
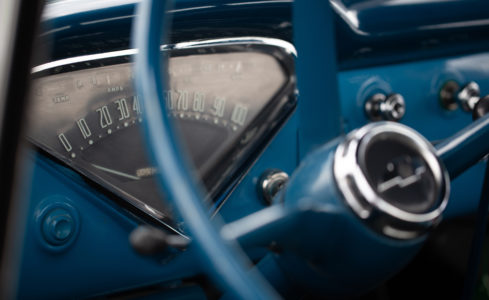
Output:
[334, 122, 450, 240]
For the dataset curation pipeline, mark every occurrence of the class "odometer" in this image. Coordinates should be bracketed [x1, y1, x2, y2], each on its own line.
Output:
[27, 38, 296, 230]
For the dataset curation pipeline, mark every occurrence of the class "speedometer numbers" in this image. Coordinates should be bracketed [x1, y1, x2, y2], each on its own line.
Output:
[56, 90, 251, 162]
[57, 96, 142, 159]
[166, 90, 249, 131]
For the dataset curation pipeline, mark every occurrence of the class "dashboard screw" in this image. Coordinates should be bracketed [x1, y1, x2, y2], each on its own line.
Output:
[42, 208, 75, 245]
[473, 95, 489, 120]
[36, 199, 80, 251]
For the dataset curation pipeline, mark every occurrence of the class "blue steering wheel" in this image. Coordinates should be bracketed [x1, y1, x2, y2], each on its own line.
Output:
[133, 0, 489, 298]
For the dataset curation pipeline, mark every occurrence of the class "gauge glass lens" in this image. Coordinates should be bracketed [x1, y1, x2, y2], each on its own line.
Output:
[27, 48, 294, 222]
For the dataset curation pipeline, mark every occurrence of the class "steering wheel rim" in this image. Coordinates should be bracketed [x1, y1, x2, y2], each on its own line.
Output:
[133, 0, 281, 298]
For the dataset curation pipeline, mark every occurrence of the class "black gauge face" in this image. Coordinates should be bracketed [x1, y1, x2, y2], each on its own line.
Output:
[361, 135, 438, 213]
[27, 44, 295, 224]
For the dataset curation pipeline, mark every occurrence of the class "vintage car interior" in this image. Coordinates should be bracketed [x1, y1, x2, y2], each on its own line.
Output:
[1, 0, 489, 298]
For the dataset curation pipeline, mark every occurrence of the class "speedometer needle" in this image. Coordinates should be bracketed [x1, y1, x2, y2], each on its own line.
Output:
[92, 163, 141, 181]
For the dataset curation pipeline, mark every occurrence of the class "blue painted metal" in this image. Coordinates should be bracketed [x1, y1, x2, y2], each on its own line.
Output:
[17, 152, 202, 299]
[293, 0, 341, 157]
[133, 0, 279, 298]
[39, 0, 489, 71]
[333, 0, 489, 69]
[436, 113, 489, 179]
[219, 113, 299, 223]
[36, 197, 80, 251]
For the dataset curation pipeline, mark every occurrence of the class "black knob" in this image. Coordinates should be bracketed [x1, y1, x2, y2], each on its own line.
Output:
[473, 95, 489, 120]
[129, 225, 189, 255]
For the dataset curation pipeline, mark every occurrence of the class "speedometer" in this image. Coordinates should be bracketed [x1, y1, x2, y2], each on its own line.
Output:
[27, 38, 296, 230]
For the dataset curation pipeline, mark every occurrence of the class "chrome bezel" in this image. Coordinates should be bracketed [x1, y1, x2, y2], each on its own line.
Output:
[30, 37, 297, 235]
[334, 122, 450, 240]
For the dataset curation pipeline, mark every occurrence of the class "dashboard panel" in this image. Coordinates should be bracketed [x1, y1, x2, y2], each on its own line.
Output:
[14, 0, 489, 298]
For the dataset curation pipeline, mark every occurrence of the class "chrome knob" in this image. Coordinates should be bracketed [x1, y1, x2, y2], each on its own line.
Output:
[458, 81, 481, 112]
[258, 169, 289, 205]
[334, 122, 450, 239]
[365, 93, 406, 122]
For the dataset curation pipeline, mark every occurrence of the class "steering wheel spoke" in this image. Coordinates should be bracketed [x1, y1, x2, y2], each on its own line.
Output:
[220, 205, 301, 250]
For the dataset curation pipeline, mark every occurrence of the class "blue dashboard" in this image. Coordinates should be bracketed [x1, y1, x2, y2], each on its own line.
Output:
[14, 0, 489, 298]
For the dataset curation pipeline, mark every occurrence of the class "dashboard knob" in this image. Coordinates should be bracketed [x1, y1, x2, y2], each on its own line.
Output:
[452, 81, 489, 120]
[258, 169, 289, 205]
[458, 81, 481, 112]
[365, 93, 406, 122]
[130, 225, 189, 255]
[473, 95, 489, 120]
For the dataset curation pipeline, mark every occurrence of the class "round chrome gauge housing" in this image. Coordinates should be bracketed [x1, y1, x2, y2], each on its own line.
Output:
[334, 122, 450, 240]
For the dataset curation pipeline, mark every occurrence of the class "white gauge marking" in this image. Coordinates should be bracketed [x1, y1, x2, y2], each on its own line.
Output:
[115, 98, 130, 120]
[91, 163, 141, 181]
[96, 105, 113, 128]
[235, 61, 242, 73]
[212, 97, 226, 117]
[58, 133, 72, 152]
[177, 90, 189, 111]
[377, 166, 427, 193]
[132, 96, 142, 114]
[77, 118, 91, 139]
[193, 92, 205, 112]
[231, 103, 248, 126]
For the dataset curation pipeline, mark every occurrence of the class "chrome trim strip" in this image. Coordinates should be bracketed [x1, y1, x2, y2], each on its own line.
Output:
[32, 37, 296, 74]
[164, 37, 297, 56]
[32, 49, 138, 73]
